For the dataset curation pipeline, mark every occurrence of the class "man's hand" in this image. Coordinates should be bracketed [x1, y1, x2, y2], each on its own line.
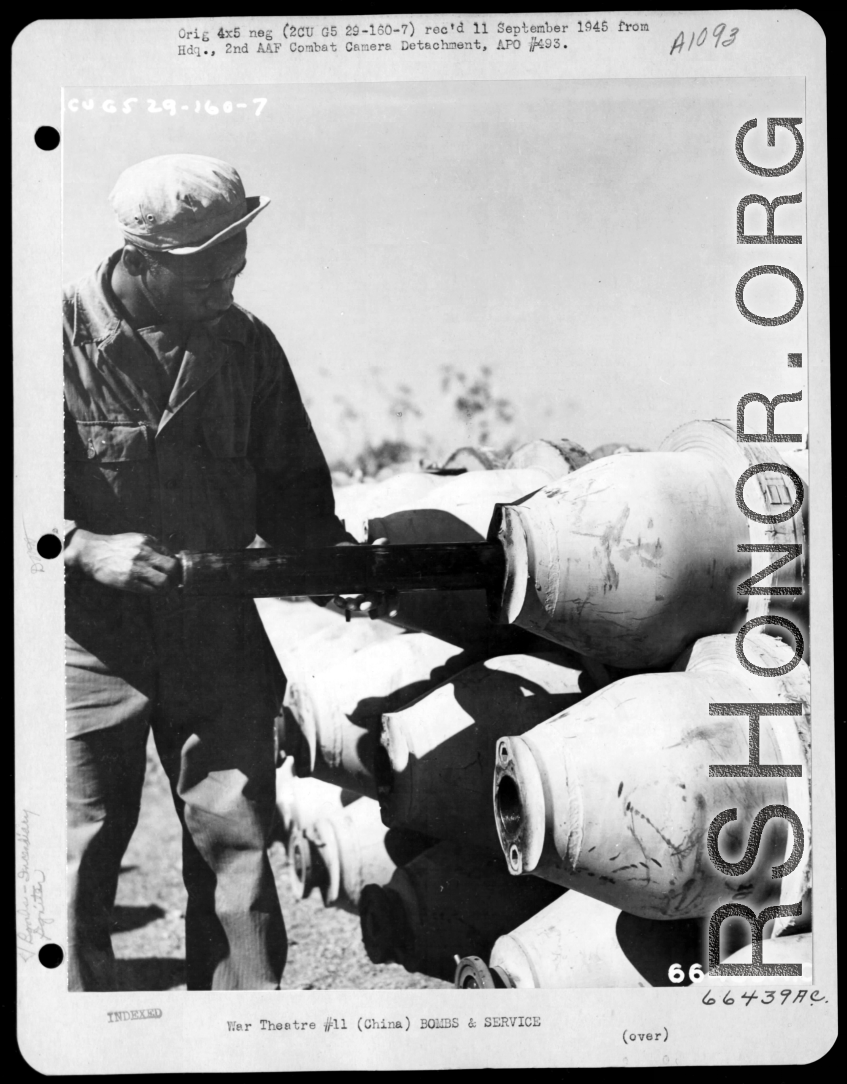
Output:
[331, 537, 399, 620]
[64, 529, 180, 595]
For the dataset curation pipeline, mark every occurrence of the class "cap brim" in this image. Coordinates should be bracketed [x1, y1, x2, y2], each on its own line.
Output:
[166, 195, 270, 255]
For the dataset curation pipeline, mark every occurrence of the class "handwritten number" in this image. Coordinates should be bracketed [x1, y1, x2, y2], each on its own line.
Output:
[672, 24, 738, 55]
[702, 988, 825, 1007]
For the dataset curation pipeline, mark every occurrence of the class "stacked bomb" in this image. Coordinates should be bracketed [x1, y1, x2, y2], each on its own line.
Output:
[263, 440, 592, 976]
[258, 420, 810, 985]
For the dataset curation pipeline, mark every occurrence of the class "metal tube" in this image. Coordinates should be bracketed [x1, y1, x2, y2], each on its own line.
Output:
[179, 541, 505, 599]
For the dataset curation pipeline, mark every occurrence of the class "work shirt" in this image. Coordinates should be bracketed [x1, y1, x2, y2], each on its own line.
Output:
[132, 323, 188, 408]
[63, 251, 352, 724]
[64, 251, 350, 553]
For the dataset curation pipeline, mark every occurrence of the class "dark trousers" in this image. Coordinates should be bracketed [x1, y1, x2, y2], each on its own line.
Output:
[66, 593, 287, 991]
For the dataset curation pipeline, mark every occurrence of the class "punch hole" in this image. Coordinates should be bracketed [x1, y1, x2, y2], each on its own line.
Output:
[37, 534, 61, 559]
[34, 126, 60, 151]
[38, 944, 64, 968]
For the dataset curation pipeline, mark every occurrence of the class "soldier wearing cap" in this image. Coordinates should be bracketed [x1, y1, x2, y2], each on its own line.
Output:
[63, 154, 364, 990]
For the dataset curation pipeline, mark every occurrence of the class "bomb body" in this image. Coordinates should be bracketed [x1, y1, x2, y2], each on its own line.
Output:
[494, 634, 810, 920]
[292, 797, 431, 911]
[455, 890, 706, 988]
[493, 421, 806, 668]
[360, 840, 563, 982]
[286, 632, 471, 795]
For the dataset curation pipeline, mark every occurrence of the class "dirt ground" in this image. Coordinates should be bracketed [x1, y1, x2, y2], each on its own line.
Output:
[111, 735, 451, 991]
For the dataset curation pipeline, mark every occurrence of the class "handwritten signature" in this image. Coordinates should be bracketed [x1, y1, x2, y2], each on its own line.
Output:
[17, 809, 54, 962]
[23, 522, 45, 574]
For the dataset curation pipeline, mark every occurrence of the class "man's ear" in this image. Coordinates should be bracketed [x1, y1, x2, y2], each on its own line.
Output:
[122, 245, 147, 277]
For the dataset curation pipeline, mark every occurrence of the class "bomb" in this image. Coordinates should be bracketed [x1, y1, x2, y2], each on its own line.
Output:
[359, 840, 564, 981]
[333, 471, 448, 542]
[285, 632, 473, 796]
[277, 620, 405, 772]
[255, 596, 342, 675]
[661, 420, 808, 630]
[493, 633, 810, 920]
[454, 890, 705, 988]
[275, 759, 358, 843]
[590, 442, 647, 459]
[441, 446, 504, 471]
[367, 468, 552, 651]
[282, 615, 404, 687]
[505, 437, 590, 476]
[370, 467, 552, 544]
[288, 796, 432, 911]
[377, 651, 590, 852]
[492, 420, 806, 668]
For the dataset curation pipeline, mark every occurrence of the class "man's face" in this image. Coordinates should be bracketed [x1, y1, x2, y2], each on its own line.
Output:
[142, 232, 248, 325]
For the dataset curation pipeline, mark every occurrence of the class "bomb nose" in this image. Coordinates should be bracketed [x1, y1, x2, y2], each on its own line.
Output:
[495, 775, 524, 839]
[493, 736, 548, 874]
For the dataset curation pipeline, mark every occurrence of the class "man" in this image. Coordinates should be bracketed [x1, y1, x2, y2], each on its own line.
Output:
[63, 153, 368, 990]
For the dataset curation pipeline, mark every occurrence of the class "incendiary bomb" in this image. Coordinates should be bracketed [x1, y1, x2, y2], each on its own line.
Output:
[491, 420, 806, 668]
[504, 437, 590, 476]
[377, 651, 590, 852]
[359, 840, 564, 982]
[287, 796, 431, 912]
[284, 631, 472, 796]
[277, 620, 404, 774]
[333, 471, 448, 542]
[281, 614, 403, 689]
[441, 446, 504, 471]
[275, 760, 358, 843]
[369, 467, 551, 546]
[454, 890, 705, 989]
[254, 596, 343, 675]
[493, 632, 810, 920]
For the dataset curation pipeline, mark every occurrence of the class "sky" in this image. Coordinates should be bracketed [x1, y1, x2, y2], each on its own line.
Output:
[62, 76, 807, 464]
